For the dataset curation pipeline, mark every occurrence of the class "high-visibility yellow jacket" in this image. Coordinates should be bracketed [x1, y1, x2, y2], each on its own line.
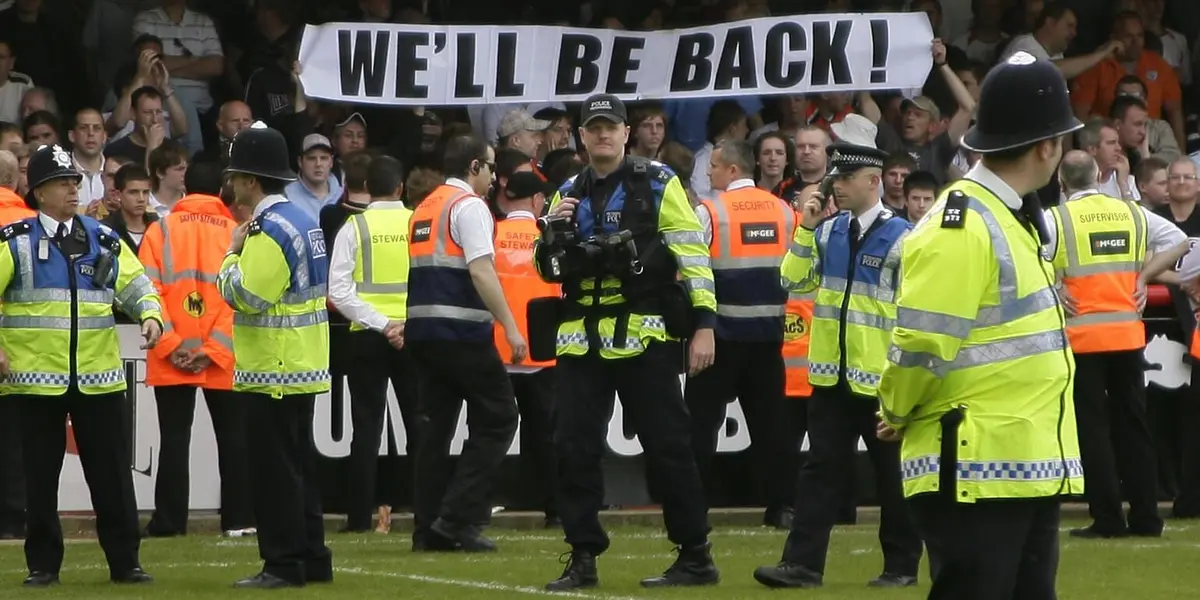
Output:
[0, 215, 163, 395]
[347, 202, 412, 332]
[217, 196, 330, 398]
[878, 177, 1084, 501]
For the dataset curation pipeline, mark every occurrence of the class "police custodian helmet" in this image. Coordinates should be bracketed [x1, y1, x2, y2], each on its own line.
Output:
[224, 121, 297, 182]
[961, 52, 1083, 154]
[24, 144, 83, 209]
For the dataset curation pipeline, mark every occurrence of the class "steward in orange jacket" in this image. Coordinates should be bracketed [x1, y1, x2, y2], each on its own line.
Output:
[0, 186, 34, 225]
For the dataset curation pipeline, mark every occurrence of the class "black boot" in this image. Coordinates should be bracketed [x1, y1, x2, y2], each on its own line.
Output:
[545, 550, 598, 591]
[639, 542, 720, 588]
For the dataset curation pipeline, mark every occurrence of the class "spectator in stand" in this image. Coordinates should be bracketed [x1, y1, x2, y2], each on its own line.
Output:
[1112, 95, 1180, 168]
[665, 95, 763, 154]
[534, 107, 571, 156]
[999, 3, 1119, 80]
[881, 153, 915, 217]
[0, 40, 31, 125]
[804, 92, 881, 133]
[13, 140, 29, 196]
[334, 113, 368, 175]
[237, 0, 302, 126]
[70, 108, 109, 214]
[1136, 156, 1171, 209]
[18, 86, 55, 120]
[85, 155, 128, 219]
[781, 126, 830, 196]
[750, 96, 806, 143]
[909, 0, 968, 65]
[319, 150, 373, 266]
[1071, 11, 1185, 150]
[1113, 75, 1181, 164]
[902, 170, 938, 224]
[692, 100, 748, 201]
[404, 164, 442, 209]
[951, 0, 1008, 64]
[416, 109, 442, 157]
[132, 0, 225, 156]
[192, 101, 252, 166]
[147, 139, 187, 216]
[628, 103, 667, 160]
[106, 86, 169, 170]
[753, 132, 794, 195]
[1159, 159, 1200, 233]
[471, 101, 566, 147]
[0, 0, 84, 117]
[285, 133, 342, 222]
[876, 40, 974, 184]
[106, 36, 188, 143]
[0, 121, 19, 153]
[102, 163, 158, 253]
[497, 109, 548, 160]
[1077, 119, 1139, 202]
[21, 110, 56, 146]
[658, 141, 698, 206]
[1124, 0, 1190, 87]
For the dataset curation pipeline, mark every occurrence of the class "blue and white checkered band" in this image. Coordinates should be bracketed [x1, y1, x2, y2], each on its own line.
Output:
[832, 152, 884, 170]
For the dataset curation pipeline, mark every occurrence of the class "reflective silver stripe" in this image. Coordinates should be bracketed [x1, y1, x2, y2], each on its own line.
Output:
[682, 277, 716, 293]
[133, 300, 160, 316]
[406, 305, 493, 322]
[1054, 196, 1145, 277]
[234, 311, 328, 329]
[789, 290, 816, 302]
[352, 213, 407, 295]
[812, 304, 894, 330]
[159, 217, 175, 282]
[707, 200, 733, 258]
[784, 356, 808, 369]
[711, 255, 781, 269]
[902, 455, 1084, 483]
[888, 329, 1065, 378]
[788, 241, 812, 259]
[821, 276, 894, 304]
[180, 337, 202, 350]
[676, 255, 710, 268]
[165, 268, 220, 284]
[211, 330, 233, 350]
[3, 288, 114, 304]
[144, 265, 162, 281]
[14, 233, 32, 290]
[1062, 261, 1140, 277]
[880, 403, 910, 425]
[423, 190, 474, 271]
[878, 229, 908, 296]
[1066, 311, 1141, 327]
[359, 282, 408, 294]
[716, 304, 785, 318]
[409, 254, 467, 268]
[896, 306, 973, 340]
[264, 212, 311, 290]
[282, 284, 327, 304]
[0, 315, 115, 329]
[222, 268, 273, 312]
[116, 274, 156, 309]
[663, 231, 705, 245]
[974, 286, 1059, 327]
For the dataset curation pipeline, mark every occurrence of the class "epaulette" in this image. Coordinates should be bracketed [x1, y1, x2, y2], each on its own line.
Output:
[646, 159, 673, 183]
[248, 216, 264, 236]
[941, 191, 968, 229]
[96, 229, 122, 255]
[0, 221, 30, 242]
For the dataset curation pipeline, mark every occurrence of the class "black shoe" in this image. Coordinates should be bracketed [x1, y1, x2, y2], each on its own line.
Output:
[22, 572, 59, 587]
[868, 573, 917, 587]
[233, 572, 301, 589]
[545, 550, 598, 591]
[640, 542, 720, 588]
[763, 507, 794, 530]
[753, 561, 823, 589]
[1069, 525, 1128, 539]
[431, 518, 497, 553]
[111, 568, 153, 584]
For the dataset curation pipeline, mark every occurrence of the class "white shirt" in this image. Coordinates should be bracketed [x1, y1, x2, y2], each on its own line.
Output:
[328, 200, 409, 333]
[1158, 28, 1192, 86]
[39, 212, 73, 237]
[148, 192, 172, 217]
[445, 178, 496, 263]
[500, 210, 544, 375]
[853, 200, 886, 238]
[964, 162, 1023, 211]
[1041, 189, 1185, 261]
[694, 178, 755, 244]
[0, 73, 33, 125]
[691, 142, 715, 202]
[1000, 34, 1064, 63]
[1096, 170, 1140, 202]
[73, 153, 105, 212]
[252, 194, 288, 219]
[131, 7, 223, 91]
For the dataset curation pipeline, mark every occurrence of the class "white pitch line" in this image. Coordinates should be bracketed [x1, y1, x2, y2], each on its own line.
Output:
[335, 566, 645, 600]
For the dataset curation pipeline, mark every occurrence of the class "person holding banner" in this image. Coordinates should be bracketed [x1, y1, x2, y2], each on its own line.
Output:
[537, 93, 719, 591]
[876, 52, 1086, 599]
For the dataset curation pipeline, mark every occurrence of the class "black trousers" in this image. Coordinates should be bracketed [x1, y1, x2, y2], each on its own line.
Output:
[18, 390, 140, 577]
[147, 385, 252, 534]
[911, 494, 1060, 600]
[409, 340, 518, 533]
[688, 340, 794, 513]
[1073, 350, 1162, 534]
[244, 392, 331, 585]
[782, 385, 921, 576]
[344, 331, 417, 530]
[511, 369, 557, 516]
[556, 342, 710, 554]
[0, 399, 24, 535]
[1171, 366, 1200, 516]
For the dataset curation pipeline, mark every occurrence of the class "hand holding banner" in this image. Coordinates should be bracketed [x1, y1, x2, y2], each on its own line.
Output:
[297, 14, 934, 106]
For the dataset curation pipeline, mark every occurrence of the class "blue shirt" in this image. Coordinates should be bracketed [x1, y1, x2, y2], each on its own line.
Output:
[285, 175, 343, 223]
[664, 97, 763, 152]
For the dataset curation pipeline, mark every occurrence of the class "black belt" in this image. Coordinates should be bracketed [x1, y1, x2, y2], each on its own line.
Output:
[563, 296, 661, 352]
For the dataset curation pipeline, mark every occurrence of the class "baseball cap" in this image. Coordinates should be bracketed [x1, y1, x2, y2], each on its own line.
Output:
[301, 133, 333, 153]
[497, 110, 551, 139]
[335, 112, 368, 129]
[504, 171, 546, 200]
[580, 94, 627, 126]
[900, 96, 941, 121]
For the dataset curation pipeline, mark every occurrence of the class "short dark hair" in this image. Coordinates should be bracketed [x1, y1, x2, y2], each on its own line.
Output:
[147, 139, 188, 187]
[1034, 2, 1073, 31]
[366, 155, 407, 197]
[1109, 95, 1148, 120]
[341, 150, 373, 193]
[442, 134, 489, 179]
[495, 147, 531, 179]
[883, 152, 917, 173]
[21, 110, 59, 140]
[706, 100, 746, 143]
[185, 161, 223, 197]
[0, 121, 19, 138]
[114, 164, 150, 191]
[1115, 74, 1148, 97]
[132, 86, 163, 110]
[132, 33, 163, 53]
[1136, 156, 1169, 185]
[903, 170, 940, 196]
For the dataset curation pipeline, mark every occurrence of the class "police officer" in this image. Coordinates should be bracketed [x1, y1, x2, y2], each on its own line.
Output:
[327, 155, 417, 534]
[755, 134, 922, 589]
[877, 52, 1086, 599]
[0, 144, 162, 586]
[688, 139, 797, 528]
[216, 123, 333, 588]
[537, 94, 719, 591]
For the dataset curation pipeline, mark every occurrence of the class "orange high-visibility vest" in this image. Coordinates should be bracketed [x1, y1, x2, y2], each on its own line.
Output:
[1049, 193, 1148, 353]
[783, 291, 814, 397]
[0, 187, 34, 225]
[493, 213, 560, 367]
[138, 194, 237, 389]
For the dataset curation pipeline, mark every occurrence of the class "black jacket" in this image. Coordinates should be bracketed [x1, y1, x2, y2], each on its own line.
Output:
[101, 211, 158, 255]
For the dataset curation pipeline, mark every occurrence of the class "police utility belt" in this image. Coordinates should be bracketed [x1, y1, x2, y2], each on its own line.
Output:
[528, 160, 693, 360]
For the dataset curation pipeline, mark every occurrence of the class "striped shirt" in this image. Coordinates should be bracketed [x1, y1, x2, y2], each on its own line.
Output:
[131, 7, 222, 91]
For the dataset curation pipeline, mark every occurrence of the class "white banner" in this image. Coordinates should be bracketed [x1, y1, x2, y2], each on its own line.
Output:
[297, 13, 934, 106]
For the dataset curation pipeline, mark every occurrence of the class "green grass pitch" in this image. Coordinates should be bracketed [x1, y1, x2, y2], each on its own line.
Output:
[0, 520, 1196, 598]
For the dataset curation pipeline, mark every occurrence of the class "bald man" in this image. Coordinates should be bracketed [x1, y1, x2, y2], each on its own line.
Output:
[193, 101, 253, 165]
[1042, 149, 1182, 539]
[0, 147, 33, 539]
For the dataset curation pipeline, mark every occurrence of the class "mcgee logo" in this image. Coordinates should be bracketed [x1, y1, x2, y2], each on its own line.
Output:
[740, 222, 778, 245]
[1089, 231, 1130, 256]
[412, 220, 433, 243]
